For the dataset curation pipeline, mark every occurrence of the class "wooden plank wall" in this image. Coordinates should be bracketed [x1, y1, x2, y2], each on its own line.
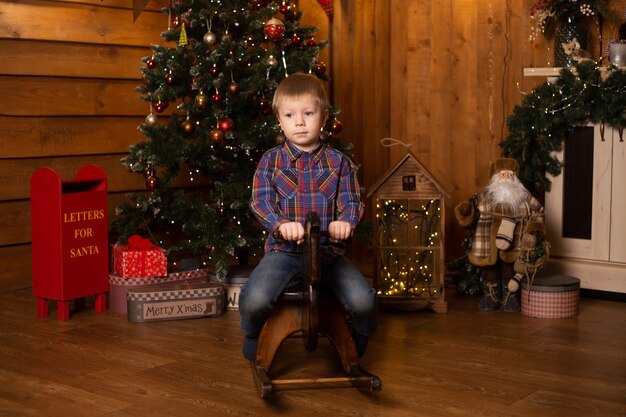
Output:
[330, 0, 626, 262]
[1, 0, 625, 290]
[0, 0, 335, 291]
[0, 0, 166, 290]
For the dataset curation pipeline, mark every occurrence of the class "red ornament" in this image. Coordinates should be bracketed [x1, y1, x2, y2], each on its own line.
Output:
[216, 202, 227, 217]
[143, 166, 155, 179]
[210, 129, 224, 143]
[314, 62, 327, 76]
[329, 119, 343, 134]
[210, 65, 220, 76]
[291, 33, 301, 44]
[307, 38, 317, 47]
[146, 57, 156, 69]
[145, 176, 159, 191]
[259, 98, 272, 115]
[164, 72, 176, 85]
[153, 99, 169, 113]
[218, 118, 235, 132]
[281, 2, 297, 20]
[211, 93, 223, 103]
[263, 18, 285, 42]
[250, 1, 268, 10]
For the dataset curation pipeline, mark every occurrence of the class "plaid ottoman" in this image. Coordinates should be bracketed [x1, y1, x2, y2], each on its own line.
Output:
[521, 275, 580, 319]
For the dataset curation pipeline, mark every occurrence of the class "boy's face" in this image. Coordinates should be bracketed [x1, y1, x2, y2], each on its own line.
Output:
[276, 93, 327, 152]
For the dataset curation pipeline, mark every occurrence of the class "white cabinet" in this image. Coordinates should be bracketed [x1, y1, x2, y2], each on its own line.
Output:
[544, 125, 626, 293]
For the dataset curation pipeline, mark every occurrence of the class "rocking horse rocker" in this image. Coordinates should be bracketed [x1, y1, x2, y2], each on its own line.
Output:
[250, 212, 382, 397]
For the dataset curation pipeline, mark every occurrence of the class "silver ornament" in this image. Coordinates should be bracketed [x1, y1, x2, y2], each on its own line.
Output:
[203, 31, 217, 45]
[145, 113, 158, 126]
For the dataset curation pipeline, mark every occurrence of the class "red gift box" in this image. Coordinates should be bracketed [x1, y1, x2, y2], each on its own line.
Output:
[113, 235, 167, 278]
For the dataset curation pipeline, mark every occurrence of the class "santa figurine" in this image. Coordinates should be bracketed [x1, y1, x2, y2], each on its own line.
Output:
[455, 158, 545, 312]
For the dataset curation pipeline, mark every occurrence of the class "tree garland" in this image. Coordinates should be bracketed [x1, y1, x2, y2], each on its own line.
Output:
[450, 61, 626, 295]
[501, 61, 626, 192]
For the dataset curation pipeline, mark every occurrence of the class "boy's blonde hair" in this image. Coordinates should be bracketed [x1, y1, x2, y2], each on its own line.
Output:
[272, 72, 329, 115]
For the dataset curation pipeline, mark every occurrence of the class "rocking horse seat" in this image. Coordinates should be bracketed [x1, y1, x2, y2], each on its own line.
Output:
[251, 212, 382, 397]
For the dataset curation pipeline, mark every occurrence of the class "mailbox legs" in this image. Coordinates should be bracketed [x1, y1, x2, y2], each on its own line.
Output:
[95, 293, 107, 313]
[36, 295, 107, 320]
[58, 301, 70, 321]
[36, 298, 48, 318]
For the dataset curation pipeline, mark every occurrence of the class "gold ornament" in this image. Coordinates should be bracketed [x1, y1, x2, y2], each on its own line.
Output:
[195, 92, 208, 107]
[179, 24, 188, 46]
[210, 129, 224, 143]
[181, 118, 194, 134]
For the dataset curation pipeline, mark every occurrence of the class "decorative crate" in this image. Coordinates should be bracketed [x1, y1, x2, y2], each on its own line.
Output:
[521, 275, 580, 319]
[127, 282, 224, 323]
[209, 265, 254, 310]
[108, 268, 209, 314]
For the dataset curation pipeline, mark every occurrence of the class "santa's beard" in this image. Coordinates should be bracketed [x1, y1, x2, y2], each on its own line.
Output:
[485, 174, 529, 217]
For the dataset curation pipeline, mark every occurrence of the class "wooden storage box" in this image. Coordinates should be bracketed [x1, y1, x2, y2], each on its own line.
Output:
[209, 265, 253, 310]
[127, 282, 224, 323]
[521, 275, 580, 319]
[109, 268, 209, 314]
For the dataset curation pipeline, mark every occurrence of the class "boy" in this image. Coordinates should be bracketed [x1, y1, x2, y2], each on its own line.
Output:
[239, 73, 377, 361]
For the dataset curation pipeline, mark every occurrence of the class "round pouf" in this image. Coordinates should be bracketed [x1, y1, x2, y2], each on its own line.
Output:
[521, 275, 580, 319]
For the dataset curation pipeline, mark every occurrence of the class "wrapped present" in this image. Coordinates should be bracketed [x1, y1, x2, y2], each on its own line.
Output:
[127, 282, 224, 322]
[109, 268, 210, 314]
[113, 235, 167, 278]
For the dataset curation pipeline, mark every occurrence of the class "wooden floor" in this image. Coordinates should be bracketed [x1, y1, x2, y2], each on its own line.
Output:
[1, 287, 625, 417]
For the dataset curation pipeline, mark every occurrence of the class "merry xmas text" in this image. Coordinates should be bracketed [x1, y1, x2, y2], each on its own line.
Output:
[145, 303, 208, 317]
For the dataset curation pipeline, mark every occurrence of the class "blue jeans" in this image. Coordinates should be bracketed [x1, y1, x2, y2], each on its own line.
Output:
[239, 251, 378, 339]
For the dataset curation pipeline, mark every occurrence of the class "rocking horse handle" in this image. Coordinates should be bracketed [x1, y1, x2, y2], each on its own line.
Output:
[269, 213, 335, 351]
[302, 212, 320, 351]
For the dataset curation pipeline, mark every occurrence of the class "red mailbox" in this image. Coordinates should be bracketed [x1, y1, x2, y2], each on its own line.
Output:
[30, 165, 109, 320]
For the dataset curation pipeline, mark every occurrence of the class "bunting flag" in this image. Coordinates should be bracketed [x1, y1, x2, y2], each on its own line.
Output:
[132, 0, 151, 22]
[317, 0, 333, 22]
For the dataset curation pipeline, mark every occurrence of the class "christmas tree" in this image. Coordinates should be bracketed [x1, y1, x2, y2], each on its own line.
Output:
[113, 0, 347, 278]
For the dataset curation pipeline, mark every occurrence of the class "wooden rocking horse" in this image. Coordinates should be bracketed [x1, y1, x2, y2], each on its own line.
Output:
[251, 212, 382, 397]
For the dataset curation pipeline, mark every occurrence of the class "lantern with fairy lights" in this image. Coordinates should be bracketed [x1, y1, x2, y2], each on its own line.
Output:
[367, 151, 448, 312]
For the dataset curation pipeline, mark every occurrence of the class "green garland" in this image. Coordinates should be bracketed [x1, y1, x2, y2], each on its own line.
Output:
[501, 61, 626, 192]
[450, 61, 626, 295]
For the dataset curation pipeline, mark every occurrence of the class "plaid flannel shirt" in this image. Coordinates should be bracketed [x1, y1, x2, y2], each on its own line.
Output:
[250, 141, 364, 255]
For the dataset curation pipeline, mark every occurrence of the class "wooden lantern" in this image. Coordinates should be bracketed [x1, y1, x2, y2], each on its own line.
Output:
[367, 152, 448, 313]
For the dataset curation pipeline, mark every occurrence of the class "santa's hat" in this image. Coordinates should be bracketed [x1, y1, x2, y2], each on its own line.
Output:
[489, 158, 519, 177]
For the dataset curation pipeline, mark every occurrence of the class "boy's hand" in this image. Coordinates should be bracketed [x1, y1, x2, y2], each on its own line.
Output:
[277, 222, 305, 244]
[328, 220, 353, 241]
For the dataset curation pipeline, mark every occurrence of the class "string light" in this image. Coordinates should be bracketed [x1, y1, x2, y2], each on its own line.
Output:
[375, 198, 441, 298]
